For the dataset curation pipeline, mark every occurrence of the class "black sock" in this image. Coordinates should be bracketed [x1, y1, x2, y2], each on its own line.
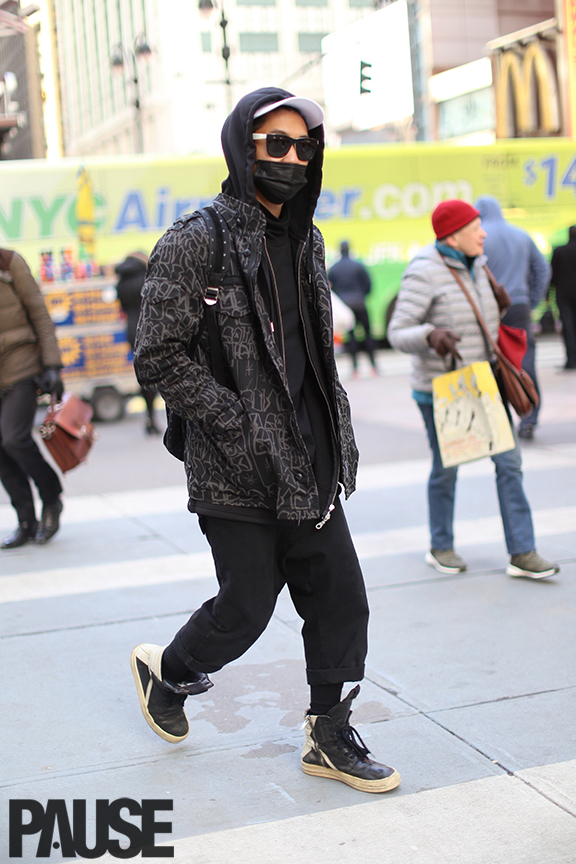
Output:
[161, 643, 192, 683]
[309, 683, 343, 716]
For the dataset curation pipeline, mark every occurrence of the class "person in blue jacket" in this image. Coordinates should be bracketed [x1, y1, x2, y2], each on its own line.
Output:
[475, 196, 550, 440]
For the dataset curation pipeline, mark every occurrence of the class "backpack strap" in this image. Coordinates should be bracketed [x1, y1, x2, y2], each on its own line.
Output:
[183, 206, 230, 385]
[203, 204, 230, 291]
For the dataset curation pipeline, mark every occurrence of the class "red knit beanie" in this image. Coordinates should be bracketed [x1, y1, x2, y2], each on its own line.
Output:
[432, 200, 480, 240]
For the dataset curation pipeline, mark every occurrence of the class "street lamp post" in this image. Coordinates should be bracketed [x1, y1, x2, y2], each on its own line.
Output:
[110, 34, 152, 154]
[199, 0, 232, 114]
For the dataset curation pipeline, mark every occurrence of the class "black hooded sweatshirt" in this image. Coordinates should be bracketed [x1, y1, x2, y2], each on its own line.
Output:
[218, 87, 335, 519]
[135, 87, 358, 524]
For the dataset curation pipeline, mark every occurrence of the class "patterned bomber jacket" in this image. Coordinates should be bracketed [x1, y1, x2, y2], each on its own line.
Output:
[134, 193, 359, 522]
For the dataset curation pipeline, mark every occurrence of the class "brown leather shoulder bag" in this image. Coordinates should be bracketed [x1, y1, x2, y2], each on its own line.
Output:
[445, 265, 539, 418]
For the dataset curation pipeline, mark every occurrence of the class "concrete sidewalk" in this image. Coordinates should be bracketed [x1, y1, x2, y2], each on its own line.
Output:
[1, 340, 575, 863]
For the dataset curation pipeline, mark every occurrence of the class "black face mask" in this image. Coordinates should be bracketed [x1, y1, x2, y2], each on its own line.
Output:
[253, 160, 308, 204]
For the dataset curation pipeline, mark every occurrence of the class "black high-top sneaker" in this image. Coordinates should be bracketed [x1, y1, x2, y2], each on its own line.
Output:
[130, 644, 213, 743]
[301, 685, 401, 793]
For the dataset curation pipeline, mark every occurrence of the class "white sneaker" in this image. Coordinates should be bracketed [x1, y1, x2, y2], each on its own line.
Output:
[425, 549, 467, 574]
[507, 551, 560, 580]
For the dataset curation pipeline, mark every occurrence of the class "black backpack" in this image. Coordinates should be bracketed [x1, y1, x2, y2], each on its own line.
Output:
[163, 205, 231, 460]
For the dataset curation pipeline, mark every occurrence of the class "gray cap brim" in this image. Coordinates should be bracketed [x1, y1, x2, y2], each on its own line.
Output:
[254, 96, 324, 129]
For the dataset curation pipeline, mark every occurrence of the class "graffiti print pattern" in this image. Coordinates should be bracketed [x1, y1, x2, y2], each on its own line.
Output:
[134, 193, 358, 520]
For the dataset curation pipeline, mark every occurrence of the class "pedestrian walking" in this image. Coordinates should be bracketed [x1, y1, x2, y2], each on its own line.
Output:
[549, 226, 576, 370]
[328, 241, 378, 375]
[475, 196, 550, 439]
[0, 248, 64, 548]
[388, 200, 559, 580]
[115, 251, 159, 434]
[130, 87, 400, 793]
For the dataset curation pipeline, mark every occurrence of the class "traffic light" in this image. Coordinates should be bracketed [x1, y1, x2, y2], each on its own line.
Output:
[360, 61, 372, 95]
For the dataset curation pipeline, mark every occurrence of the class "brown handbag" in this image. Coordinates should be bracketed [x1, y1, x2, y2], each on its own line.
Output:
[39, 393, 97, 472]
[446, 266, 539, 418]
[483, 265, 529, 369]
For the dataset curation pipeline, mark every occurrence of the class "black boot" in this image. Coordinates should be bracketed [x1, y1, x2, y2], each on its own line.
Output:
[130, 644, 213, 743]
[301, 685, 401, 793]
[1, 519, 38, 549]
[35, 498, 63, 544]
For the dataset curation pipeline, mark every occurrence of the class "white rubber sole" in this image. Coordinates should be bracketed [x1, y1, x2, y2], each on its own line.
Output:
[425, 551, 466, 574]
[130, 645, 189, 744]
[302, 761, 401, 793]
[506, 564, 558, 580]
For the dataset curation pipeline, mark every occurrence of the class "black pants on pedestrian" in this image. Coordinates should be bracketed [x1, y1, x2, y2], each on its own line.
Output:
[0, 378, 62, 523]
[557, 298, 576, 368]
[347, 303, 377, 370]
[501, 303, 540, 428]
[170, 498, 369, 686]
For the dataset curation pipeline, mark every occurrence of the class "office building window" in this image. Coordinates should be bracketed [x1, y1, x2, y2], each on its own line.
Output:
[298, 32, 326, 52]
[349, 0, 374, 6]
[239, 32, 279, 51]
[295, 0, 328, 7]
[201, 32, 212, 51]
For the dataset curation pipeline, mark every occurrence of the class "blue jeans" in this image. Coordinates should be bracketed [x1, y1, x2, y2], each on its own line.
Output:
[418, 402, 535, 556]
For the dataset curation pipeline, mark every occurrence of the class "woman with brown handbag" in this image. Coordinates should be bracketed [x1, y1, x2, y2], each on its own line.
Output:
[388, 200, 559, 581]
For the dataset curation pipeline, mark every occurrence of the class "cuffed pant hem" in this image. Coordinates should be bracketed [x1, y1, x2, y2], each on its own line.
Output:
[306, 666, 365, 686]
[172, 633, 221, 676]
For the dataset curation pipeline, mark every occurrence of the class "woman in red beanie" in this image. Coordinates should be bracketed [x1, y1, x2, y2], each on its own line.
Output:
[387, 200, 559, 580]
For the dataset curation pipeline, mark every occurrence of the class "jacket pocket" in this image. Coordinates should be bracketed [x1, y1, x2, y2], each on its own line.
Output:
[215, 281, 252, 317]
[215, 283, 259, 363]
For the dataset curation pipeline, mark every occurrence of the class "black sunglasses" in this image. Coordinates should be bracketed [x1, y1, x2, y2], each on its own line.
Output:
[252, 133, 318, 162]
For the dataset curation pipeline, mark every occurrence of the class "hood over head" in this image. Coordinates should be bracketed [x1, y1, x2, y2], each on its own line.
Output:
[115, 253, 148, 278]
[475, 195, 504, 222]
[220, 87, 325, 240]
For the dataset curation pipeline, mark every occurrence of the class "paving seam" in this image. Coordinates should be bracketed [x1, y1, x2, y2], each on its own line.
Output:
[422, 684, 576, 713]
[0, 608, 200, 640]
[363, 560, 576, 592]
[0, 730, 304, 789]
[361, 674, 576, 820]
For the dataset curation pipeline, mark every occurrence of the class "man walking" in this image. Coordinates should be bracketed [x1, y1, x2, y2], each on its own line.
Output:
[328, 241, 378, 375]
[0, 248, 64, 548]
[550, 226, 576, 370]
[475, 196, 549, 439]
[131, 88, 400, 794]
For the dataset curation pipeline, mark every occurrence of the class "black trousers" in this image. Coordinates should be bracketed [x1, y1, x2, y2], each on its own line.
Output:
[171, 499, 369, 686]
[347, 303, 377, 369]
[558, 298, 576, 368]
[0, 378, 62, 523]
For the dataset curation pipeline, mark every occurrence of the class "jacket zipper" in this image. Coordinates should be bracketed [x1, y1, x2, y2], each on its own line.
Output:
[295, 242, 341, 530]
[263, 238, 286, 368]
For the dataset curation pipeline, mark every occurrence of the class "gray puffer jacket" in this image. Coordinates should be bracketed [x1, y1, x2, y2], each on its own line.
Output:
[388, 245, 500, 392]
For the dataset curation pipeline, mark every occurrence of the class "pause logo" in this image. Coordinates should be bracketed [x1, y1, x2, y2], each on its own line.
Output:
[9, 799, 174, 858]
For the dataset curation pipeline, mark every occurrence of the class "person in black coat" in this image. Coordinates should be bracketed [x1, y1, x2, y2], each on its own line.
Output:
[328, 241, 378, 375]
[550, 226, 576, 370]
[115, 252, 159, 433]
[129, 88, 400, 794]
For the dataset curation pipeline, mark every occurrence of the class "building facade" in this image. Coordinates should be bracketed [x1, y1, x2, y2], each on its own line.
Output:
[51, 0, 376, 157]
[0, 0, 46, 159]
[46, 0, 568, 155]
[424, 0, 559, 142]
